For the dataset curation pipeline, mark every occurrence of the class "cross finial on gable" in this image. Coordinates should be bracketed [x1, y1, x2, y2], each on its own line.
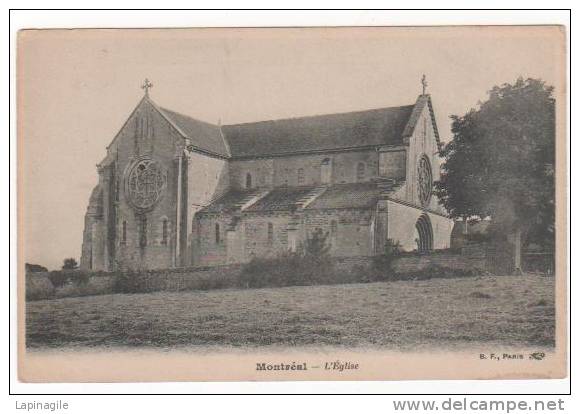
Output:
[421, 74, 428, 95]
[141, 78, 153, 96]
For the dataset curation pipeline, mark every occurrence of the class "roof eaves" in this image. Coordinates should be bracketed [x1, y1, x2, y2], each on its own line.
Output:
[105, 95, 149, 151]
[401, 94, 442, 149]
[401, 95, 428, 142]
[229, 144, 382, 160]
[156, 105, 231, 159]
[426, 97, 442, 149]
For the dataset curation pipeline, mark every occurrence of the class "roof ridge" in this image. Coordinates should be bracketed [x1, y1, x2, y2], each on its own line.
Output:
[218, 124, 231, 157]
[222, 104, 415, 127]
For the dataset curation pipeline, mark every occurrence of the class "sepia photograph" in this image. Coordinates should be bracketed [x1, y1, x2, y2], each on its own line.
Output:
[17, 25, 566, 382]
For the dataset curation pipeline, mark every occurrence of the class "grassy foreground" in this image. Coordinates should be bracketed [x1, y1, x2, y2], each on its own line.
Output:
[26, 274, 555, 350]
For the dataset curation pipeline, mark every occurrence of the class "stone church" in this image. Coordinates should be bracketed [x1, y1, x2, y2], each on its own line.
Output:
[80, 79, 453, 271]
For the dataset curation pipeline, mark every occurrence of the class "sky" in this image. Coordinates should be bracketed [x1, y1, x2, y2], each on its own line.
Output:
[18, 26, 564, 270]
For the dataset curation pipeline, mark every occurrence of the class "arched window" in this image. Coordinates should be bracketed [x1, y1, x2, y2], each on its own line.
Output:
[161, 218, 169, 245]
[215, 223, 221, 244]
[115, 178, 120, 202]
[245, 173, 252, 189]
[417, 154, 433, 206]
[121, 220, 127, 245]
[356, 162, 366, 182]
[297, 168, 305, 185]
[267, 222, 274, 242]
[321, 158, 332, 184]
[139, 217, 147, 248]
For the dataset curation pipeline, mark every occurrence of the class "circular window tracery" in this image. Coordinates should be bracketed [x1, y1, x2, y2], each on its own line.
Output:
[417, 154, 433, 207]
[126, 158, 167, 210]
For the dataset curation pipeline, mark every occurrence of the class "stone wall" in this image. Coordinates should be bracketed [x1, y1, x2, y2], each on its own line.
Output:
[82, 98, 236, 271]
[392, 252, 486, 273]
[194, 208, 376, 266]
[241, 212, 292, 260]
[192, 213, 235, 267]
[27, 250, 489, 301]
[26, 265, 243, 300]
[402, 101, 447, 215]
[303, 210, 375, 257]
[229, 149, 379, 189]
[386, 200, 453, 251]
[82, 98, 190, 271]
[332, 253, 486, 275]
[114, 99, 189, 270]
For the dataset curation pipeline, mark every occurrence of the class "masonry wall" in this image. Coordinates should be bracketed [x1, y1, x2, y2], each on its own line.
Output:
[241, 213, 292, 259]
[185, 152, 230, 265]
[83, 98, 195, 270]
[429, 213, 455, 250]
[194, 208, 376, 266]
[229, 150, 379, 189]
[386, 200, 453, 252]
[194, 212, 295, 266]
[302, 210, 375, 257]
[229, 158, 274, 189]
[192, 213, 233, 267]
[378, 148, 406, 179]
[27, 251, 488, 301]
[80, 185, 104, 271]
[402, 103, 446, 214]
[391, 253, 486, 273]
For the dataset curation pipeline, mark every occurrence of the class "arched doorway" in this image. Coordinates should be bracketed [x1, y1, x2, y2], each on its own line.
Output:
[415, 213, 433, 253]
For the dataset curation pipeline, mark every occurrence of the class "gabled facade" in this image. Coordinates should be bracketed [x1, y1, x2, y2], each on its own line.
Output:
[80, 89, 453, 271]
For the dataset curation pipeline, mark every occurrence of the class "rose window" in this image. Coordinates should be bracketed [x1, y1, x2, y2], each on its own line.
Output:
[126, 158, 167, 210]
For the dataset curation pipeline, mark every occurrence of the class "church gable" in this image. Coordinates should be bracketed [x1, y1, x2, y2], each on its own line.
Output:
[88, 95, 197, 271]
[102, 96, 186, 166]
[398, 94, 445, 212]
[82, 79, 453, 271]
[401, 94, 441, 149]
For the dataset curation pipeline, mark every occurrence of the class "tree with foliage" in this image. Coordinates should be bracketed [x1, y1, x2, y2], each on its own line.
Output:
[25, 263, 48, 273]
[62, 258, 79, 270]
[302, 228, 331, 260]
[435, 77, 555, 270]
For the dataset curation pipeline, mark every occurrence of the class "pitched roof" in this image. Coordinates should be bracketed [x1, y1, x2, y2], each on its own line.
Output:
[146, 94, 438, 159]
[245, 186, 319, 212]
[197, 182, 400, 215]
[305, 182, 381, 210]
[197, 188, 260, 214]
[221, 105, 415, 158]
[157, 107, 230, 157]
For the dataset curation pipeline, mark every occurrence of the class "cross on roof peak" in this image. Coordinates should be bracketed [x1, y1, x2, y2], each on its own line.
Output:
[141, 78, 153, 96]
[421, 74, 428, 95]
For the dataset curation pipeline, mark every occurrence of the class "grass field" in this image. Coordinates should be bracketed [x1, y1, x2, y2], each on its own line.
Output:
[26, 274, 555, 351]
